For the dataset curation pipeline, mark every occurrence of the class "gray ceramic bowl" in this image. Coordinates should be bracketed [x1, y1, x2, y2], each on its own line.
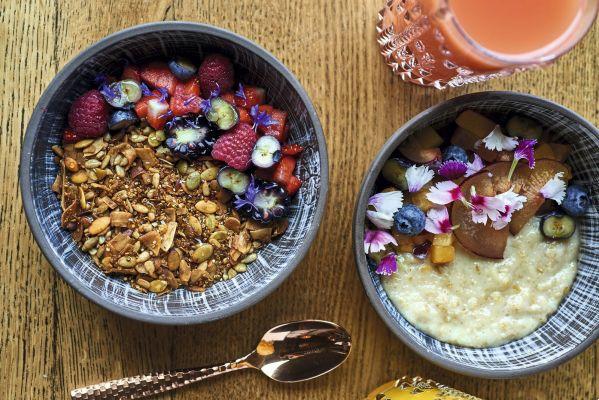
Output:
[20, 22, 328, 325]
[353, 91, 598, 378]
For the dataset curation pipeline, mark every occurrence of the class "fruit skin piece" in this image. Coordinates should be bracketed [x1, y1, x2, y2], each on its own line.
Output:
[442, 145, 468, 163]
[381, 159, 409, 190]
[257, 105, 288, 142]
[430, 244, 455, 264]
[393, 204, 425, 236]
[509, 159, 572, 234]
[169, 78, 202, 116]
[540, 212, 576, 239]
[216, 167, 250, 195]
[108, 110, 138, 131]
[211, 122, 258, 171]
[198, 54, 235, 98]
[140, 62, 178, 96]
[506, 115, 542, 139]
[282, 144, 304, 156]
[549, 143, 571, 162]
[455, 110, 495, 139]
[165, 116, 217, 160]
[121, 65, 141, 81]
[67, 89, 109, 137]
[205, 98, 239, 130]
[451, 162, 512, 259]
[561, 184, 590, 216]
[167, 57, 197, 81]
[252, 135, 282, 168]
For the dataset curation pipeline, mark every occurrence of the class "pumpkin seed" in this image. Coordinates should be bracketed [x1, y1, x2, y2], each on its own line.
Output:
[84, 159, 101, 169]
[191, 244, 213, 263]
[149, 279, 168, 293]
[176, 160, 188, 174]
[64, 157, 79, 172]
[71, 171, 88, 184]
[200, 167, 218, 181]
[195, 200, 217, 214]
[185, 171, 202, 190]
[117, 256, 137, 268]
[88, 216, 111, 235]
[234, 263, 247, 273]
[74, 138, 94, 149]
[241, 253, 257, 264]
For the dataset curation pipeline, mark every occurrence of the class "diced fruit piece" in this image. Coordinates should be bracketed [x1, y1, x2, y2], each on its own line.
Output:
[381, 159, 409, 190]
[450, 126, 478, 151]
[68, 89, 109, 137]
[430, 245, 455, 264]
[108, 110, 138, 131]
[234, 86, 266, 109]
[198, 54, 235, 98]
[237, 107, 252, 125]
[205, 97, 239, 130]
[146, 98, 171, 130]
[258, 106, 288, 142]
[506, 115, 543, 139]
[273, 156, 296, 187]
[140, 62, 178, 95]
[254, 167, 275, 181]
[212, 122, 258, 171]
[541, 212, 576, 239]
[393, 204, 425, 236]
[398, 243, 413, 253]
[408, 183, 435, 211]
[432, 233, 453, 246]
[413, 240, 432, 259]
[284, 175, 302, 195]
[216, 167, 250, 195]
[534, 142, 555, 160]
[399, 146, 441, 164]
[412, 232, 432, 245]
[452, 162, 512, 259]
[281, 144, 304, 156]
[165, 116, 217, 160]
[414, 127, 443, 148]
[509, 159, 572, 234]
[442, 145, 468, 163]
[455, 110, 495, 139]
[561, 184, 590, 216]
[170, 79, 201, 116]
[220, 92, 236, 105]
[121, 65, 141, 81]
[549, 143, 571, 162]
[252, 136, 282, 168]
[168, 57, 197, 81]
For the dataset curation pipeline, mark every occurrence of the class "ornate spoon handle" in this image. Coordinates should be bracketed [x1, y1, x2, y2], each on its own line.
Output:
[70, 357, 252, 399]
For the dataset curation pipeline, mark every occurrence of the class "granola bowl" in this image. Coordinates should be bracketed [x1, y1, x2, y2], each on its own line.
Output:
[353, 92, 598, 378]
[20, 22, 327, 324]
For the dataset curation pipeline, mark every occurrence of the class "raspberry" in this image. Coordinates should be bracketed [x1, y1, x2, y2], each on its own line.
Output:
[198, 54, 235, 98]
[211, 123, 257, 171]
[67, 90, 109, 138]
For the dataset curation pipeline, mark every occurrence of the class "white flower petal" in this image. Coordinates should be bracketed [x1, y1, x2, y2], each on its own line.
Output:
[426, 181, 462, 205]
[539, 172, 567, 204]
[366, 210, 394, 229]
[405, 165, 434, 193]
[424, 206, 450, 234]
[465, 154, 485, 177]
[368, 191, 404, 215]
[482, 125, 518, 151]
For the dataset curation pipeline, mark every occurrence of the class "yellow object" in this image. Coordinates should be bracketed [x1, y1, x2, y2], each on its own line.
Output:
[430, 245, 455, 264]
[365, 376, 482, 399]
[455, 110, 496, 139]
[433, 233, 453, 246]
[534, 142, 555, 160]
[409, 184, 435, 212]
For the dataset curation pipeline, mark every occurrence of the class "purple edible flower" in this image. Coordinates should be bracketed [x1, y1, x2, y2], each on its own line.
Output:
[200, 98, 213, 114]
[233, 175, 260, 210]
[140, 82, 152, 96]
[375, 253, 398, 276]
[235, 83, 246, 100]
[157, 87, 169, 102]
[99, 83, 119, 101]
[183, 95, 199, 106]
[159, 110, 173, 120]
[438, 161, 467, 179]
[508, 139, 537, 180]
[210, 83, 221, 99]
[250, 104, 276, 130]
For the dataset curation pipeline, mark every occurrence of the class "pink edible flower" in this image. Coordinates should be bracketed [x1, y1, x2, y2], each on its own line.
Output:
[424, 206, 454, 234]
[468, 186, 506, 225]
[508, 139, 537, 180]
[367, 191, 404, 229]
[375, 253, 398, 276]
[405, 165, 434, 193]
[482, 125, 518, 151]
[364, 229, 397, 254]
[426, 181, 463, 205]
[539, 172, 567, 204]
[438, 161, 467, 179]
[491, 188, 527, 230]
[465, 154, 485, 177]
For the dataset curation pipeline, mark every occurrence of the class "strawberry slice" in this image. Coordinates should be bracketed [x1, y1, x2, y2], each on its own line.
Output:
[258, 105, 288, 142]
[140, 62, 178, 96]
[170, 78, 202, 116]
[220, 92, 236, 105]
[273, 156, 296, 187]
[121, 65, 141, 81]
[285, 176, 302, 195]
[237, 107, 252, 125]
[282, 144, 304, 156]
[146, 98, 172, 130]
[134, 89, 162, 119]
[234, 86, 266, 110]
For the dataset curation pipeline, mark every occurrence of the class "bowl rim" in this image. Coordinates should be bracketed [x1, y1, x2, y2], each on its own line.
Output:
[19, 21, 329, 325]
[352, 90, 599, 378]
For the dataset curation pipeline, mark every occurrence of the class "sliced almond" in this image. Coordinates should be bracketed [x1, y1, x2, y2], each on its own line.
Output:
[160, 222, 178, 252]
[140, 230, 162, 256]
[110, 211, 132, 227]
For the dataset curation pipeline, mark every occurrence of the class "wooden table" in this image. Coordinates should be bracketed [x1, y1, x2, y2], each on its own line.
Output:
[2, 1, 597, 398]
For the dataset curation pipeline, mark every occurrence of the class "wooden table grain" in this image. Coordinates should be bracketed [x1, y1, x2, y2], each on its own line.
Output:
[1, 1, 597, 399]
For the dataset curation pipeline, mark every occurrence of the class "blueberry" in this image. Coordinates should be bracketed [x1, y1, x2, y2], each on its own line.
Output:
[442, 145, 468, 163]
[393, 204, 425, 236]
[165, 116, 217, 159]
[108, 110, 138, 131]
[561, 185, 590, 216]
[168, 57, 197, 81]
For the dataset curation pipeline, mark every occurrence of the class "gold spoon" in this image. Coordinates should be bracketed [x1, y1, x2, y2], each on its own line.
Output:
[71, 320, 351, 399]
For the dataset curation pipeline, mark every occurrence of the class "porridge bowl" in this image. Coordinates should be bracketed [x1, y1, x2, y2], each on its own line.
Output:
[353, 91, 598, 378]
[20, 22, 327, 324]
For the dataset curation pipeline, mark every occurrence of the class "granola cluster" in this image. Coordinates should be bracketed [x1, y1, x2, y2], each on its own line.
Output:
[52, 122, 287, 294]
